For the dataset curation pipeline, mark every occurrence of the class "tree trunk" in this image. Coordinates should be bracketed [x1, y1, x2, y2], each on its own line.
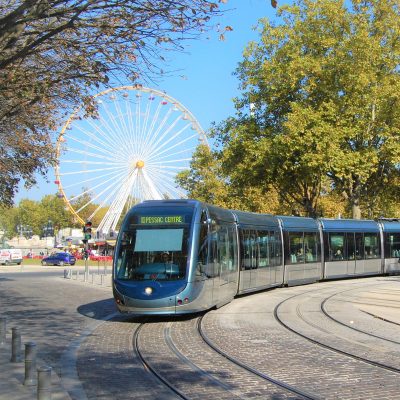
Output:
[302, 197, 318, 218]
[348, 180, 362, 219]
[352, 203, 361, 219]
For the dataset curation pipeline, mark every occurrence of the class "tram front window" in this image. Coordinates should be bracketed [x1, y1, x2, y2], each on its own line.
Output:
[115, 227, 189, 281]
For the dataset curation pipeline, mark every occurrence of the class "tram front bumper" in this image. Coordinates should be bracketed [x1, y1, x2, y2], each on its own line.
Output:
[117, 295, 177, 315]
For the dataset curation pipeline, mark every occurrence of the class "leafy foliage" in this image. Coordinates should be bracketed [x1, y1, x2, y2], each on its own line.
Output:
[0, 193, 113, 238]
[176, 142, 281, 213]
[0, 0, 229, 207]
[0, 195, 72, 237]
[208, 0, 400, 218]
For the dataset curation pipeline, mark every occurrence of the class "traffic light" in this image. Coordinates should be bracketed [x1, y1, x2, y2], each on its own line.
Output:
[83, 221, 92, 241]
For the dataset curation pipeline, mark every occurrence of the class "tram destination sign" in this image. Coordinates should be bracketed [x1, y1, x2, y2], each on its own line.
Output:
[139, 215, 184, 224]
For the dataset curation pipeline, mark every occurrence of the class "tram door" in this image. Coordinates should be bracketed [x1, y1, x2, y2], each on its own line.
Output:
[347, 233, 356, 274]
[209, 223, 238, 305]
[354, 233, 365, 274]
[346, 233, 364, 275]
[240, 229, 257, 291]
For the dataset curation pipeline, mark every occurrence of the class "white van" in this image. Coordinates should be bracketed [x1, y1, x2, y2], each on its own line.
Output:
[0, 249, 23, 265]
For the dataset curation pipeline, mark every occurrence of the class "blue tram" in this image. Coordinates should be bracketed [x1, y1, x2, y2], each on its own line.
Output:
[112, 200, 400, 315]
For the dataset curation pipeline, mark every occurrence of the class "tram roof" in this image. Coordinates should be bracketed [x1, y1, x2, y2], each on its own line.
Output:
[278, 216, 319, 232]
[319, 218, 380, 232]
[139, 199, 199, 208]
[127, 199, 199, 217]
[206, 204, 236, 223]
[378, 219, 400, 232]
[232, 211, 280, 229]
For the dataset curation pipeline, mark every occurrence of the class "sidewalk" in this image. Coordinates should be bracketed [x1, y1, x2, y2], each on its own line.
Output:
[1, 264, 113, 289]
[0, 340, 71, 400]
[0, 265, 113, 400]
[63, 267, 112, 288]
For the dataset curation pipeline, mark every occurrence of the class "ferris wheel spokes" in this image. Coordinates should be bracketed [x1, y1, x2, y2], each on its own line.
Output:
[56, 85, 209, 232]
[141, 169, 163, 200]
[72, 119, 118, 150]
[87, 170, 134, 227]
[65, 123, 123, 159]
[97, 169, 139, 233]
[69, 167, 128, 208]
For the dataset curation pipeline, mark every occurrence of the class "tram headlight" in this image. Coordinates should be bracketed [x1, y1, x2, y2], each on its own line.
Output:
[144, 287, 153, 295]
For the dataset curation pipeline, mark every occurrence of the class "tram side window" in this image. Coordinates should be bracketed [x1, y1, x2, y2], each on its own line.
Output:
[287, 232, 304, 264]
[208, 228, 219, 278]
[271, 231, 282, 267]
[116, 232, 136, 279]
[241, 229, 257, 270]
[226, 225, 238, 282]
[258, 231, 269, 268]
[364, 233, 380, 259]
[355, 233, 364, 260]
[329, 233, 345, 261]
[347, 233, 355, 260]
[212, 224, 237, 282]
[384, 233, 400, 258]
[196, 211, 209, 278]
[304, 232, 318, 262]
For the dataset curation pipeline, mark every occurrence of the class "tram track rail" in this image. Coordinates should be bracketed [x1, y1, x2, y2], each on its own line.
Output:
[133, 316, 318, 400]
[321, 293, 400, 346]
[273, 282, 400, 375]
[133, 322, 189, 400]
[197, 315, 319, 400]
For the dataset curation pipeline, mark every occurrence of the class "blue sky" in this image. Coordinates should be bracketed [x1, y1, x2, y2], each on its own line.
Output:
[16, 0, 288, 204]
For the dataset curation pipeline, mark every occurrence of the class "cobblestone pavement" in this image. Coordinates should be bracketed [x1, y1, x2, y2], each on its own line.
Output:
[202, 278, 400, 399]
[0, 265, 116, 400]
[1, 266, 400, 399]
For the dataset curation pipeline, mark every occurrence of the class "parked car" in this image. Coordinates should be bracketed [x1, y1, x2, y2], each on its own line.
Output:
[0, 249, 23, 265]
[41, 252, 76, 266]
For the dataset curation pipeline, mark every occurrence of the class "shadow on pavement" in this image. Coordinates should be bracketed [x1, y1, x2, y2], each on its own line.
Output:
[77, 298, 117, 320]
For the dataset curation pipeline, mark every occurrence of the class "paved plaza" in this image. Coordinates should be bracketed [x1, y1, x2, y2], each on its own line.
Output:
[1, 265, 400, 399]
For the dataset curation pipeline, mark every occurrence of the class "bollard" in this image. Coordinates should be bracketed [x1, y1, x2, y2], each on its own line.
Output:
[0, 317, 6, 346]
[91, 273, 94, 284]
[100, 274, 104, 285]
[37, 366, 52, 400]
[10, 327, 22, 362]
[24, 342, 37, 386]
[63, 269, 68, 279]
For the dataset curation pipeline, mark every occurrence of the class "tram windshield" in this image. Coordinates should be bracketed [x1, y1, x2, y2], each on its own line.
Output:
[115, 226, 190, 281]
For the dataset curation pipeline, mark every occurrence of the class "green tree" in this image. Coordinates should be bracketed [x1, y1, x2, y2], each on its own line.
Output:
[215, 0, 400, 218]
[39, 194, 73, 232]
[177, 142, 282, 213]
[14, 199, 42, 236]
[0, 0, 230, 207]
[0, 205, 18, 239]
[176, 144, 229, 205]
[69, 190, 98, 226]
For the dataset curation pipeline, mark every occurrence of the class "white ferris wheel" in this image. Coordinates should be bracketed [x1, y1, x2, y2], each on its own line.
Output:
[55, 85, 208, 235]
